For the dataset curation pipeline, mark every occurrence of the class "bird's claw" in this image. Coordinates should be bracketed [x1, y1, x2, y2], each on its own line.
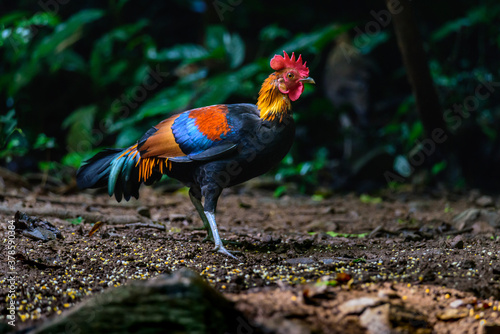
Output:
[213, 244, 239, 260]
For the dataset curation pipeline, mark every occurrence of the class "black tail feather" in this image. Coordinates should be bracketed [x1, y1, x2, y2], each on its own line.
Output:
[76, 149, 122, 190]
[76, 148, 146, 202]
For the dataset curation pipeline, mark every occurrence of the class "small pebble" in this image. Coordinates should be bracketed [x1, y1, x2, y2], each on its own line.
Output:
[476, 195, 493, 207]
[450, 299, 464, 308]
[450, 235, 464, 249]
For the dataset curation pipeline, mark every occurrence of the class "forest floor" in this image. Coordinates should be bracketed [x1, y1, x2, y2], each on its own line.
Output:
[1, 178, 500, 334]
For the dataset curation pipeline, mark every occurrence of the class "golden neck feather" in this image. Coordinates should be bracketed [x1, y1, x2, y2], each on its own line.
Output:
[256, 73, 292, 122]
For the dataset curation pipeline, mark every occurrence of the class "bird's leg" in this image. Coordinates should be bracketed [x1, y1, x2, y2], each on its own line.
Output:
[204, 211, 238, 260]
[189, 188, 213, 239]
[202, 185, 238, 260]
[189, 188, 240, 246]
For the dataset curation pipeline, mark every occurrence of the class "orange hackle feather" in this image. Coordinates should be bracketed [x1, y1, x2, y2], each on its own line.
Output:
[257, 51, 310, 121]
[257, 72, 292, 122]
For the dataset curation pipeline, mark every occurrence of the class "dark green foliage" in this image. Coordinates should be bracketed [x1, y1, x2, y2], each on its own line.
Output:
[1, 0, 500, 192]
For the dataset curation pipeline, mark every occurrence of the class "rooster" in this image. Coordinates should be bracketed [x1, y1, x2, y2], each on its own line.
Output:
[77, 51, 315, 258]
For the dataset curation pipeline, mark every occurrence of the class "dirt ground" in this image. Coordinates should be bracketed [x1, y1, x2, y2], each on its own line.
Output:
[1, 180, 500, 333]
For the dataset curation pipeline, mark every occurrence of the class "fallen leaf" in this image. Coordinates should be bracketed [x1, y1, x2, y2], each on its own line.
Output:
[88, 221, 104, 237]
[336, 272, 352, 283]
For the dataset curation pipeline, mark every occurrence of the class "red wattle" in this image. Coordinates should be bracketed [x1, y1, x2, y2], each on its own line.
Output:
[288, 83, 304, 101]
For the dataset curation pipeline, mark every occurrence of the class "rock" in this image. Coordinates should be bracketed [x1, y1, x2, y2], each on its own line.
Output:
[14, 211, 62, 242]
[452, 208, 480, 230]
[452, 208, 500, 230]
[476, 195, 494, 207]
[449, 299, 464, 308]
[471, 221, 496, 235]
[359, 303, 392, 334]
[483, 211, 500, 227]
[32, 268, 257, 334]
[450, 235, 464, 249]
[339, 297, 384, 315]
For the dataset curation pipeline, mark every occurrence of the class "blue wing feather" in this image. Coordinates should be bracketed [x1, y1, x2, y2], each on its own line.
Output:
[171, 106, 235, 155]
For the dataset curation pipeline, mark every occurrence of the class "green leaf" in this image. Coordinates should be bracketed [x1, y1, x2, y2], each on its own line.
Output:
[432, 6, 500, 41]
[115, 127, 146, 147]
[38, 161, 57, 172]
[273, 185, 287, 198]
[22, 12, 59, 27]
[11, 9, 104, 93]
[63, 105, 97, 153]
[352, 258, 367, 263]
[68, 216, 83, 225]
[224, 32, 245, 68]
[109, 87, 194, 134]
[408, 121, 423, 146]
[275, 24, 353, 55]
[325, 231, 368, 238]
[260, 24, 290, 41]
[195, 63, 260, 107]
[0, 110, 18, 143]
[150, 44, 209, 62]
[0, 12, 59, 46]
[34, 133, 56, 150]
[61, 151, 85, 169]
[205, 25, 226, 51]
[0, 11, 29, 25]
[431, 160, 447, 175]
[34, 9, 104, 59]
[359, 194, 382, 205]
[49, 50, 86, 73]
[195, 73, 239, 107]
[393, 155, 412, 178]
[90, 20, 148, 83]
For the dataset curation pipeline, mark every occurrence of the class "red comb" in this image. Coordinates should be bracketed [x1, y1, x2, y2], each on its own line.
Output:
[270, 51, 309, 77]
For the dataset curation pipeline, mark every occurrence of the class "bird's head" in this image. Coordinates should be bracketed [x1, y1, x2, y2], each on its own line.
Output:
[270, 51, 315, 101]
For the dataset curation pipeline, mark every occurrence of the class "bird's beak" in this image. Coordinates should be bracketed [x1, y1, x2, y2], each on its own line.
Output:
[300, 77, 315, 84]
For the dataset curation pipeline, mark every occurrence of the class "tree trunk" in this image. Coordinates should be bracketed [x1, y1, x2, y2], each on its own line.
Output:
[386, 0, 448, 140]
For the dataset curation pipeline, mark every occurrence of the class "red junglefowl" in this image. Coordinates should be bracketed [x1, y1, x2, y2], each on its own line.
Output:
[77, 51, 315, 259]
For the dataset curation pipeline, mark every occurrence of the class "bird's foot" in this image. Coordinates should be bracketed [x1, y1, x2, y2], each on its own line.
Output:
[213, 244, 240, 260]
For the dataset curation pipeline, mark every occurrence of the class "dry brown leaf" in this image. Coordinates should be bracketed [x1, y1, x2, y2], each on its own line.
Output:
[88, 221, 105, 237]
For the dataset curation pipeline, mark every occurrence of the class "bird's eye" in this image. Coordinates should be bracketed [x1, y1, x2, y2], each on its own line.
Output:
[287, 72, 294, 79]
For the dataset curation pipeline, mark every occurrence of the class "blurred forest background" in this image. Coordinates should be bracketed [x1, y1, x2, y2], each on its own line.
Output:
[1, 0, 500, 197]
